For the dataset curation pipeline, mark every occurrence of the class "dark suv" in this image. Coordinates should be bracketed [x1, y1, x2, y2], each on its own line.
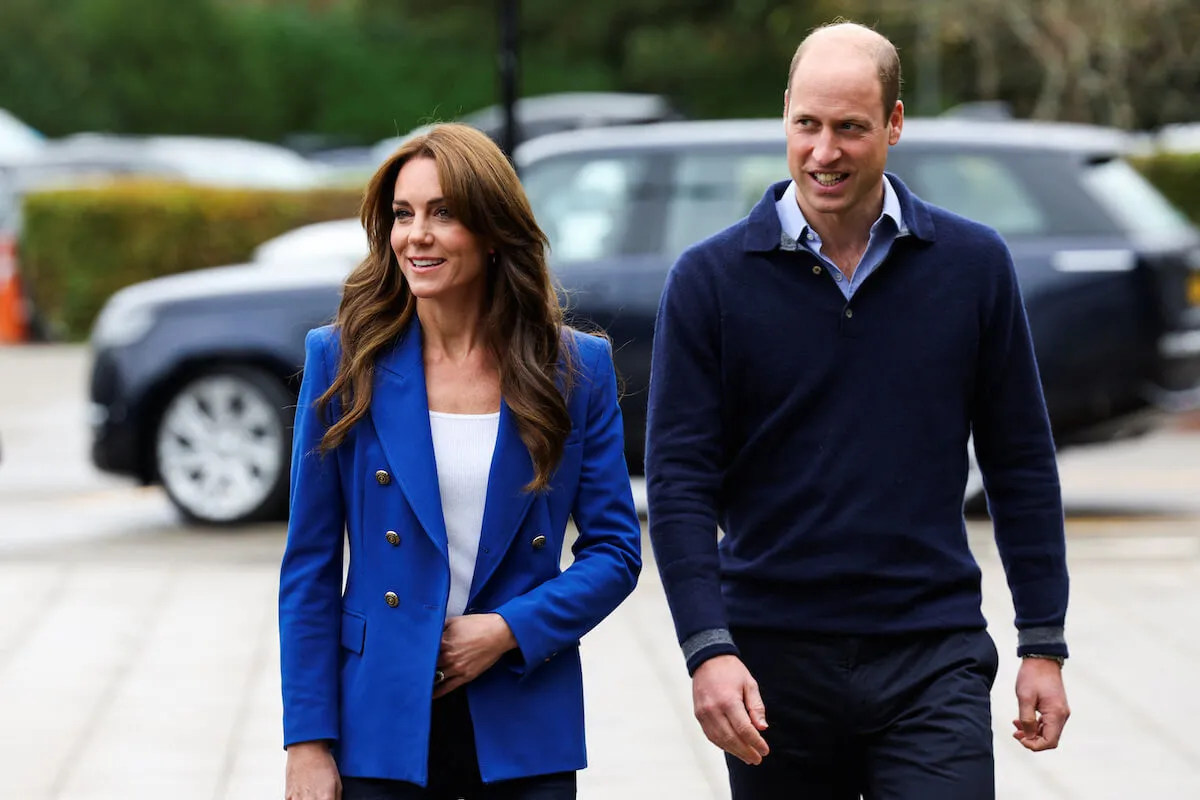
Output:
[87, 118, 1200, 524]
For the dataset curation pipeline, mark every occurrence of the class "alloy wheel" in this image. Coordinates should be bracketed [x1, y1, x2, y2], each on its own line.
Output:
[156, 370, 288, 524]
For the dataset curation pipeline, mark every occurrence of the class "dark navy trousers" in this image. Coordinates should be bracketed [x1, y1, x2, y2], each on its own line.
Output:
[341, 689, 576, 800]
[727, 626, 1000, 800]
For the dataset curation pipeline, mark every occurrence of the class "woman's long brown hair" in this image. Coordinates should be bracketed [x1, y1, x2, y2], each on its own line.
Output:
[315, 123, 576, 492]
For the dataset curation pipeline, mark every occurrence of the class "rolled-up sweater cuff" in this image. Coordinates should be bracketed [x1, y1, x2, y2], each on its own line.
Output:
[682, 628, 740, 676]
[1017, 626, 1068, 659]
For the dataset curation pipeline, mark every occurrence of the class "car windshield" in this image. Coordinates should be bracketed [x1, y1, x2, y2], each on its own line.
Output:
[1079, 157, 1194, 236]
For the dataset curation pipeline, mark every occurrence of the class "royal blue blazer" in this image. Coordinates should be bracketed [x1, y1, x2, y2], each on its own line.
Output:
[278, 323, 642, 785]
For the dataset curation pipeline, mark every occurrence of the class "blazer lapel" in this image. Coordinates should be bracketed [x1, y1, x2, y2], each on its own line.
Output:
[369, 324, 449, 562]
[469, 401, 537, 599]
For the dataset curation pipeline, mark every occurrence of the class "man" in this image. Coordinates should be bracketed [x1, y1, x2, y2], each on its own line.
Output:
[645, 21, 1071, 799]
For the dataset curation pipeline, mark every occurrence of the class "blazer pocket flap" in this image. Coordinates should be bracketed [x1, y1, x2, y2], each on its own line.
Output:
[340, 610, 366, 654]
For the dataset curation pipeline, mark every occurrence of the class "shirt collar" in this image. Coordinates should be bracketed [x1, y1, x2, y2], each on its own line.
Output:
[775, 176, 908, 247]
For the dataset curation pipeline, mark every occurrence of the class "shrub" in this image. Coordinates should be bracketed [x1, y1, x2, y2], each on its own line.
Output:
[19, 180, 362, 340]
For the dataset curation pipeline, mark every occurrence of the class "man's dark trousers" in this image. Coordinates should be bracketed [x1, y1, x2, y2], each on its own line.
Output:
[727, 626, 1000, 800]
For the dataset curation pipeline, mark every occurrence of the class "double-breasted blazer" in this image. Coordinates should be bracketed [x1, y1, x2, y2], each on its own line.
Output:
[279, 323, 642, 785]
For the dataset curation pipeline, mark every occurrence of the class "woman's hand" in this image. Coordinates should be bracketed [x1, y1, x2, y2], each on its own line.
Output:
[433, 613, 518, 698]
[285, 741, 341, 800]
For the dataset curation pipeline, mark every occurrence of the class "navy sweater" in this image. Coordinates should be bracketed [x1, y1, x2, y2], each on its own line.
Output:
[645, 177, 1069, 673]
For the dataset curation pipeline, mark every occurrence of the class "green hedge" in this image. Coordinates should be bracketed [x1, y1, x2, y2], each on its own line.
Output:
[20, 181, 362, 340]
[1132, 152, 1200, 225]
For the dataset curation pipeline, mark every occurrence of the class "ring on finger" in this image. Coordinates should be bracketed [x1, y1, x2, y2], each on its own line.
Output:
[434, 670, 446, 685]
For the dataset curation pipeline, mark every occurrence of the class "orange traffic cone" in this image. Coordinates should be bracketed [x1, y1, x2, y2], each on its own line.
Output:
[0, 236, 29, 344]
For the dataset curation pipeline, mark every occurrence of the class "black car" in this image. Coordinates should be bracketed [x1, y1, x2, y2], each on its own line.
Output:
[87, 118, 1200, 524]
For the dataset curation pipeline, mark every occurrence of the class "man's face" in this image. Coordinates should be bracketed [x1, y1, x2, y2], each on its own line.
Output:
[784, 51, 903, 223]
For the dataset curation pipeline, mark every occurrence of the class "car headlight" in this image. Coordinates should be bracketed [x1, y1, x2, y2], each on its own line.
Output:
[90, 299, 157, 348]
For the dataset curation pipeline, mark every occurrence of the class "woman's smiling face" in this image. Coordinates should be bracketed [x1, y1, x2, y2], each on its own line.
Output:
[390, 156, 487, 302]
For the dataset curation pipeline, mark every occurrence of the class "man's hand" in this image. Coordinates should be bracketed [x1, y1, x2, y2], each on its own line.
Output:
[285, 741, 341, 800]
[1012, 657, 1070, 751]
[692, 654, 770, 765]
[434, 613, 518, 699]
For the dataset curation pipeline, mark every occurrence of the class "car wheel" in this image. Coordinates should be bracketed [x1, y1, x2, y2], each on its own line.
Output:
[964, 434, 987, 515]
[155, 367, 293, 525]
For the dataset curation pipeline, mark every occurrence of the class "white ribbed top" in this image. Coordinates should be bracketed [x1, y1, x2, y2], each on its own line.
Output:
[428, 410, 500, 619]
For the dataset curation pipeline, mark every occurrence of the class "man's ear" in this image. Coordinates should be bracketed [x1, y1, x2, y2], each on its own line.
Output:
[783, 90, 790, 121]
[888, 101, 904, 146]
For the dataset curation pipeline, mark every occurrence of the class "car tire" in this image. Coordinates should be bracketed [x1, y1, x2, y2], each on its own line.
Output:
[155, 366, 294, 526]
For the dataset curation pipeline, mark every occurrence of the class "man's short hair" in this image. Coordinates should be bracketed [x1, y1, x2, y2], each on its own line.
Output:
[787, 22, 902, 122]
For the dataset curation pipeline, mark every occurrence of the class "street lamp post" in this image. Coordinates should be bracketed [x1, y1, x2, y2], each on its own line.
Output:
[498, 0, 520, 163]
[916, 2, 942, 116]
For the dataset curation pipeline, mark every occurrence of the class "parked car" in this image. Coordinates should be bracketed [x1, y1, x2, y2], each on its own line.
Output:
[1, 133, 337, 341]
[20, 133, 329, 190]
[87, 117, 1200, 524]
[369, 92, 682, 165]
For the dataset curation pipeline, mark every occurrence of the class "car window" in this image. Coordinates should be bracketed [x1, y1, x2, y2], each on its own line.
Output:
[663, 151, 786, 256]
[1079, 157, 1193, 236]
[523, 154, 653, 263]
[894, 153, 1047, 237]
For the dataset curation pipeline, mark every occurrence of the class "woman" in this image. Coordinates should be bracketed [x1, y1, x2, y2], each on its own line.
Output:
[279, 123, 642, 800]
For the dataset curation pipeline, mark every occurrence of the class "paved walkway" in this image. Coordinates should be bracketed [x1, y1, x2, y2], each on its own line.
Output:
[2, 501, 1200, 799]
[2, 345, 1200, 798]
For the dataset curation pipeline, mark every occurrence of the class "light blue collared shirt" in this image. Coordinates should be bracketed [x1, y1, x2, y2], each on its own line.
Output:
[775, 177, 908, 299]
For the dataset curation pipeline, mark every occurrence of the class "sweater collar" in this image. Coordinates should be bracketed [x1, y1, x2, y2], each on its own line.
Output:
[743, 173, 936, 253]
